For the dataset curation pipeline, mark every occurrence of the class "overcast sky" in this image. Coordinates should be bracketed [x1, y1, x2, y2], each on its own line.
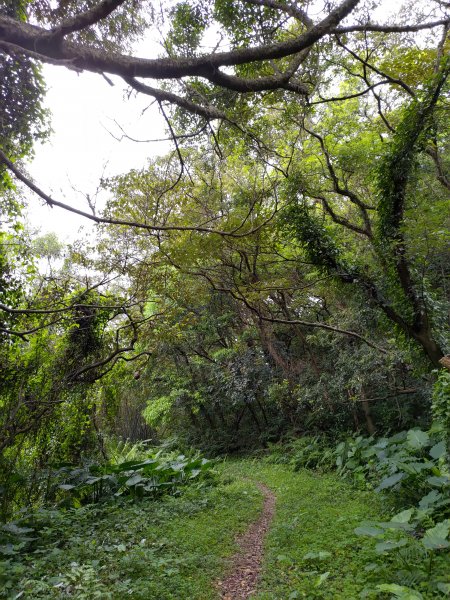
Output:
[27, 64, 169, 241]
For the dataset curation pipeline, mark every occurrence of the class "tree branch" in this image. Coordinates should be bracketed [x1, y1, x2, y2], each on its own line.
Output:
[0, 0, 359, 83]
[50, 0, 128, 38]
[335, 18, 450, 34]
[242, 0, 314, 28]
[0, 149, 279, 239]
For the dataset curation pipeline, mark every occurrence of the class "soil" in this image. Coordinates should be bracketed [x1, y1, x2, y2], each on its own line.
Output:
[217, 482, 276, 599]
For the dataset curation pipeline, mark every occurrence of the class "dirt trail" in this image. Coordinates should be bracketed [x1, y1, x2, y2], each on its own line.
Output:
[217, 482, 276, 599]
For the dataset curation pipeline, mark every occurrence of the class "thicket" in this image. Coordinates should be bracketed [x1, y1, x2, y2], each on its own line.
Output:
[265, 417, 450, 597]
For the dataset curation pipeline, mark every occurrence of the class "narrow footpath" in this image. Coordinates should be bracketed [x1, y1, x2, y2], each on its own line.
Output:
[217, 483, 276, 599]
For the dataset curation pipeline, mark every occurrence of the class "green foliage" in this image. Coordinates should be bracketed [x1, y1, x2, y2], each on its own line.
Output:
[266, 435, 336, 472]
[277, 56, 450, 367]
[166, 1, 210, 56]
[281, 200, 347, 276]
[103, 438, 149, 465]
[333, 428, 450, 597]
[0, 472, 262, 599]
[45, 450, 215, 506]
[432, 370, 450, 459]
[336, 428, 450, 514]
[2, 0, 450, 552]
[226, 461, 384, 599]
[0, 282, 133, 517]
[263, 427, 450, 597]
[29, 0, 154, 52]
[377, 57, 450, 243]
[0, 1, 49, 186]
[354, 510, 450, 596]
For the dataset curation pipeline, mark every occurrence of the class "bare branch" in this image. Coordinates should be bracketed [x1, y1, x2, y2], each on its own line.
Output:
[304, 126, 374, 234]
[106, 118, 208, 143]
[259, 314, 388, 353]
[158, 101, 185, 196]
[177, 266, 388, 354]
[0, 148, 277, 238]
[226, 283, 387, 354]
[313, 194, 371, 237]
[336, 37, 415, 97]
[0, 318, 63, 339]
[426, 144, 450, 191]
[335, 18, 450, 34]
[124, 77, 225, 120]
[311, 80, 391, 104]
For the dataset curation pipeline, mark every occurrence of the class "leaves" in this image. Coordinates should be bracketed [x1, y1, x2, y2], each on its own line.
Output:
[376, 472, 404, 491]
[338, 427, 450, 598]
[390, 509, 413, 524]
[375, 539, 408, 554]
[302, 551, 332, 560]
[406, 430, 430, 450]
[53, 451, 215, 504]
[315, 571, 330, 587]
[421, 520, 450, 550]
[354, 525, 384, 537]
[429, 441, 446, 460]
[376, 583, 423, 599]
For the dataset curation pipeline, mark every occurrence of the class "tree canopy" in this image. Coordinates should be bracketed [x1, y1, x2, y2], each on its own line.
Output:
[0, 0, 449, 515]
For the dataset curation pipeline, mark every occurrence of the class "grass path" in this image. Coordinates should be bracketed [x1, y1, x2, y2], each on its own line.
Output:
[3, 461, 384, 599]
[226, 460, 383, 599]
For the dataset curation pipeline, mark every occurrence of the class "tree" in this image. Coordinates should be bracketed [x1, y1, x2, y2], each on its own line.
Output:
[282, 54, 450, 366]
[0, 0, 449, 486]
[1, 1, 448, 344]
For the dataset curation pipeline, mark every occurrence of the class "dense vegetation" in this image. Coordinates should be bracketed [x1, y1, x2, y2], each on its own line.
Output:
[1, 0, 450, 597]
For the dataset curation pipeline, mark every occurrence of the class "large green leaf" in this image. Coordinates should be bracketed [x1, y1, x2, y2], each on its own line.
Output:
[354, 525, 384, 537]
[376, 583, 423, 599]
[421, 520, 450, 550]
[398, 461, 433, 474]
[314, 571, 330, 587]
[419, 489, 443, 509]
[390, 509, 413, 524]
[303, 551, 332, 560]
[427, 475, 450, 488]
[125, 474, 144, 487]
[429, 441, 446, 460]
[375, 539, 408, 553]
[406, 429, 430, 450]
[377, 472, 404, 491]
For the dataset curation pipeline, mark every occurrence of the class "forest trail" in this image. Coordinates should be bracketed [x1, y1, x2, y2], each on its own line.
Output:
[4, 462, 387, 599]
[217, 482, 276, 599]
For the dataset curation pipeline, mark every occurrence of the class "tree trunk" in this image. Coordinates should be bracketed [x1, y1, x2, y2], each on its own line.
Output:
[360, 387, 376, 435]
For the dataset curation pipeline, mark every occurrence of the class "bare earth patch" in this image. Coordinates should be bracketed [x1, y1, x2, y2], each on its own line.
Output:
[217, 482, 276, 599]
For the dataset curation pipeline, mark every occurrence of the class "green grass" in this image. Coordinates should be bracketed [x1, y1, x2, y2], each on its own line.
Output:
[1, 478, 263, 599]
[224, 460, 384, 600]
[5, 460, 447, 599]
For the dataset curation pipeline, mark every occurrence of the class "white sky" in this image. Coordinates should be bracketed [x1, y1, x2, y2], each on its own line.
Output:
[26, 64, 169, 241]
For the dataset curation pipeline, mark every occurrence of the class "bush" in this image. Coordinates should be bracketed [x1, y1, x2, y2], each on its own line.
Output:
[337, 428, 450, 598]
[266, 435, 335, 472]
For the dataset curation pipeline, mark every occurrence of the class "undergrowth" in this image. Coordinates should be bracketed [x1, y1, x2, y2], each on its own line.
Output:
[0, 476, 262, 599]
[264, 425, 450, 598]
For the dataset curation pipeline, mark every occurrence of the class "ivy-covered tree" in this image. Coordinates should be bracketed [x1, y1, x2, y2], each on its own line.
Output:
[283, 56, 450, 366]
